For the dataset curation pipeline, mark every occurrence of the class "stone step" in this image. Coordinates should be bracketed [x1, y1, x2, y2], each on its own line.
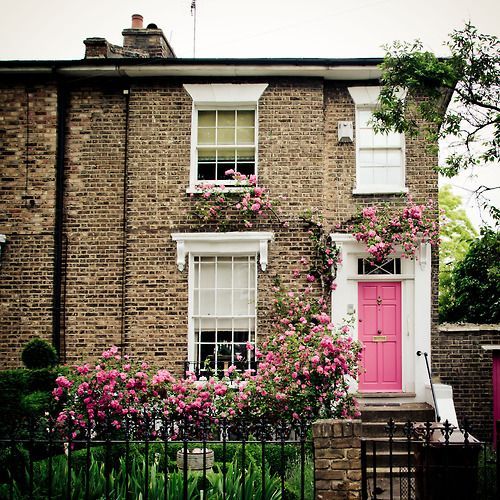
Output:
[362, 437, 418, 454]
[365, 450, 416, 468]
[359, 402, 435, 423]
[361, 421, 416, 438]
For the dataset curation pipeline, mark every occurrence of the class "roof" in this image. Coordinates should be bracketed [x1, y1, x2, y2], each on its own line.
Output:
[0, 57, 383, 80]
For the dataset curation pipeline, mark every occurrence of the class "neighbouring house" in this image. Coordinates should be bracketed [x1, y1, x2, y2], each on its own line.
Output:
[1, 14, 472, 434]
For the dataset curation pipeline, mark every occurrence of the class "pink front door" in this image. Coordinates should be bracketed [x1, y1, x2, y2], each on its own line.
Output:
[358, 282, 402, 392]
[493, 353, 500, 446]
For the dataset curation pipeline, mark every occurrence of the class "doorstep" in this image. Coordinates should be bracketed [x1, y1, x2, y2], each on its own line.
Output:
[354, 392, 416, 399]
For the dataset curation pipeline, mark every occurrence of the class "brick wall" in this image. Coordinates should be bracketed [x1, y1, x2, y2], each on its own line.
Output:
[0, 76, 439, 371]
[434, 324, 500, 442]
[312, 419, 362, 499]
[0, 81, 57, 368]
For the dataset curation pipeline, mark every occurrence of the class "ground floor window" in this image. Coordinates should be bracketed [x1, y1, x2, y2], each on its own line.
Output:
[191, 255, 257, 373]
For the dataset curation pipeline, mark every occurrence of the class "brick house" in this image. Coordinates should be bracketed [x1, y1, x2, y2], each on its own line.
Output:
[1, 15, 455, 419]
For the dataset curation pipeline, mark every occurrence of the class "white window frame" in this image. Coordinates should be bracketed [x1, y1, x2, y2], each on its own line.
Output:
[348, 86, 407, 195]
[189, 254, 257, 372]
[171, 232, 273, 372]
[183, 84, 268, 191]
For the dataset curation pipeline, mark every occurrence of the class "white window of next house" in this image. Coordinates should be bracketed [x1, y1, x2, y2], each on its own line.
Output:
[348, 86, 407, 195]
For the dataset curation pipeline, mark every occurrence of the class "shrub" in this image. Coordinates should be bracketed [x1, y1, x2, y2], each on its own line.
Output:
[20, 391, 52, 417]
[21, 338, 57, 369]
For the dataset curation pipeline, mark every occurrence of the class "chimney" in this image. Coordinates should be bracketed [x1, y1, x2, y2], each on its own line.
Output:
[122, 14, 176, 58]
[131, 14, 143, 29]
[84, 14, 176, 59]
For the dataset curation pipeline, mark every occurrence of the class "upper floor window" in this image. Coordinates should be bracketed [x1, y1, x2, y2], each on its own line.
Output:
[348, 87, 406, 195]
[184, 84, 268, 189]
[197, 109, 256, 181]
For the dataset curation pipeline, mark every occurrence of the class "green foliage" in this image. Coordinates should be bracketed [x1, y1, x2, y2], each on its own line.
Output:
[373, 23, 499, 220]
[438, 185, 477, 321]
[21, 338, 58, 369]
[0, 370, 29, 428]
[285, 456, 314, 500]
[0, 451, 284, 500]
[20, 391, 52, 418]
[443, 228, 499, 323]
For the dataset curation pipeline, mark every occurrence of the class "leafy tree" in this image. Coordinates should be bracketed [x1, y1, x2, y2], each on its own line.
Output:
[372, 23, 499, 220]
[442, 228, 499, 323]
[438, 185, 477, 320]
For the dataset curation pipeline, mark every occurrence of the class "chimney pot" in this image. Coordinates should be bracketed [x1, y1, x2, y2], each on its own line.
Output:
[131, 14, 143, 29]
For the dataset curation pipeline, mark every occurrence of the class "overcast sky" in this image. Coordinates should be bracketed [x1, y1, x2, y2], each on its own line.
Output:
[1, 0, 498, 227]
[2, 0, 498, 60]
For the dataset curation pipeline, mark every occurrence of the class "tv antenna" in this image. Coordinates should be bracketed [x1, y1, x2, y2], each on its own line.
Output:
[191, 0, 197, 57]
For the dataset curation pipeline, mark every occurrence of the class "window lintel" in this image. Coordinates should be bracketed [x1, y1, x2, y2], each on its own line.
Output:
[171, 232, 274, 272]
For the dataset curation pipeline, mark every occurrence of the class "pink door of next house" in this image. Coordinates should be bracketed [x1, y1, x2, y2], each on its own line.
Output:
[358, 282, 402, 392]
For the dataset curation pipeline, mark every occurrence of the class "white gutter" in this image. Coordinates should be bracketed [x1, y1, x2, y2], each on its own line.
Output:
[0, 64, 381, 81]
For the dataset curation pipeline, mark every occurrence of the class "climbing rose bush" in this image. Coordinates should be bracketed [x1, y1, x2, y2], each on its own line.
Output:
[351, 199, 440, 262]
[54, 308, 361, 437]
[191, 170, 278, 228]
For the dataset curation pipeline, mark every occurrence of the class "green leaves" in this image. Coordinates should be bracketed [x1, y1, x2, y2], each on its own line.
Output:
[375, 23, 499, 221]
[441, 227, 500, 323]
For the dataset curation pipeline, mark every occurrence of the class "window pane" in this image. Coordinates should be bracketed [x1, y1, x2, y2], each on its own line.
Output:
[234, 289, 250, 315]
[237, 127, 255, 144]
[217, 149, 236, 160]
[218, 128, 235, 145]
[198, 163, 216, 180]
[372, 167, 388, 185]
[217, 163, 235, 180]
[217, 318, 233, 330]
[373, 132, 388, 148]
[217, 261, 232, 288]
[198, 148, 216, 161]
[359, 166, 374, 185]
[237, 110, 255, 126]
[234, 317, 250, 330]
[359, 150, 374, 166]
[358, 129, 373, 147]
[218, 110, 235, 127]
[216, 289, 232, 315]
[198, 128, 215, 145]
[372, 150, 388, 167]
[237, 148, 255, 162]
[199, 290, 215, 315]
[386, 132, 401, 147]
[358, 109, 372, 127]
[199, 262, 215, 288]
[387, 150, 402, 166]
[233, 261, 249, 288]
[198, 111, 216, 127]
[237, 163, 255, 177]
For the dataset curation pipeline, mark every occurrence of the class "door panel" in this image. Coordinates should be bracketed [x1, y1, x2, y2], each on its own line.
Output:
[358, 281, 402, 392]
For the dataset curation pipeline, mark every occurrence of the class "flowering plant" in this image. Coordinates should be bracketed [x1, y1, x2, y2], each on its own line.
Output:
[301, 210, 341, 296]
[229, 307, 361, 424]
[350, 199, 440, 262]
[191, 170, 279, 228]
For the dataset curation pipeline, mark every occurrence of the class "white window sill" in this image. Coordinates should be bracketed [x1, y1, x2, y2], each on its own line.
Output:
[186, 186, 251, 195]
[352, 186, 409, 195]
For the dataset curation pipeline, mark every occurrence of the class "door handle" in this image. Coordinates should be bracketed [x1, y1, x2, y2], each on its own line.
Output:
[377, 330, 382, 335]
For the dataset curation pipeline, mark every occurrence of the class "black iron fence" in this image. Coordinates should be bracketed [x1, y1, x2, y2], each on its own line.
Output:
[361, 418, 499, 500]
[0, 416, 313, 500]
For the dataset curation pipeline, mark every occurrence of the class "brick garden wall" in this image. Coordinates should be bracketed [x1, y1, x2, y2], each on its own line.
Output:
[433, 323, 500, 442]
[0, 76, 439, 371]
